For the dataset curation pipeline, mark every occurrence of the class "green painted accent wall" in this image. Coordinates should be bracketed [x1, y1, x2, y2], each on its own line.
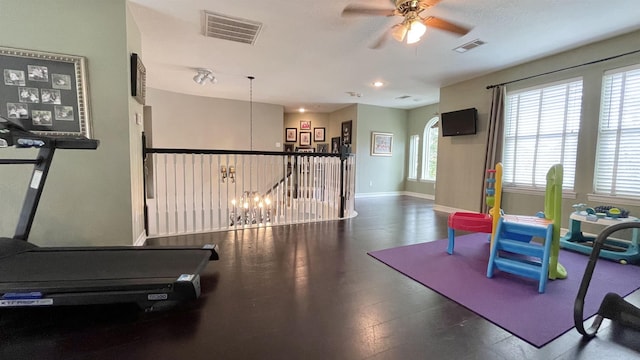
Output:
[406, 103, 440, 196]
[438, 29, 640, 229]
[0, 0, 139, 246]
[355, 104, 407, 194]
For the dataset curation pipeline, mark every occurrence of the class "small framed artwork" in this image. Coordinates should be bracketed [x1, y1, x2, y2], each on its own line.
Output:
[316, 143, 328, 153]
[371, 131, 393, 156]
[300, 131, 312, 146]
[300, 120, 311, 130]
[297, 147, 314, 153]
[285, 127, 297, 142]
[284, 144, 294, 152]
[130, 52, 146, 105]
[331, 136, 341, 153]
[313, 127, 325, 142]
[341, 120, 352, 145]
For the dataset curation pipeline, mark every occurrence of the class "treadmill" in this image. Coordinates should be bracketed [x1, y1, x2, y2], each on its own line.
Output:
[0, 116, 219, 311]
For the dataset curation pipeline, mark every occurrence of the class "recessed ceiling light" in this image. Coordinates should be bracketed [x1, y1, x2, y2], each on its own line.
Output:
[373, 81, 384, 87]
[299, 107, 306, 113]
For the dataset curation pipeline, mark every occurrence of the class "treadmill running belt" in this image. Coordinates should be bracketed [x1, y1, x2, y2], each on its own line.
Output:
[0, 249, 210, 282]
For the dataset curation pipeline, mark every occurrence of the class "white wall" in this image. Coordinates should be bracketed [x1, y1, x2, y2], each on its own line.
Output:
[146, 88, 283, 151]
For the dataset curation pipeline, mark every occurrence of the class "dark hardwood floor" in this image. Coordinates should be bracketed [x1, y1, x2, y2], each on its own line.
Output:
[2, 196, 640, 359]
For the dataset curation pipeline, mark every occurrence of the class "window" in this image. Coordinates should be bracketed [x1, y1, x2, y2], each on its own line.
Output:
[421, 117, 439, 181]
[503, 78, 583, 190]
[408, 135, 419, 180]
[594, 64, 640, 198]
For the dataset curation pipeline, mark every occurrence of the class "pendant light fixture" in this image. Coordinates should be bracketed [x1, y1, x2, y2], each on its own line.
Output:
[248, 75, 254, 151]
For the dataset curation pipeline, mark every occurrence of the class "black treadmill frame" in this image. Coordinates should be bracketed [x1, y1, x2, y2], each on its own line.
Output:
[0, 118, 218, 311]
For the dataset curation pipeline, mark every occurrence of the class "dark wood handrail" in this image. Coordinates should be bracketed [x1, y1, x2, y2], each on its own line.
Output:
[145, 147, 341, 157]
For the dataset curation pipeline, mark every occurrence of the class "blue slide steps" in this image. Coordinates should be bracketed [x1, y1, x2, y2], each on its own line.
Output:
[487, 218, 553, 293]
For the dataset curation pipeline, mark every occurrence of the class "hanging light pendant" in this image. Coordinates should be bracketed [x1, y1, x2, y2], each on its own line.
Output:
[248, 75, 255, 151]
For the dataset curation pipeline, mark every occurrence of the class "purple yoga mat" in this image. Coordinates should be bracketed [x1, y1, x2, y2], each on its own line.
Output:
[368, 233, 640, 348]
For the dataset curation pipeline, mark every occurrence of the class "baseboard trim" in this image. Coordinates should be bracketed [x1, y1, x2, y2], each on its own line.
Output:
[432, 204, 470, 214]
[355, 191, 435, 200]
[403, 191, 435, 200]
[355, 191, 403, 198]
[134, 231, 146, 246]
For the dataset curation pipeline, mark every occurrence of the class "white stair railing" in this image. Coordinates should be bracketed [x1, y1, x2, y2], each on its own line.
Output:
[143, 148, 354, 237]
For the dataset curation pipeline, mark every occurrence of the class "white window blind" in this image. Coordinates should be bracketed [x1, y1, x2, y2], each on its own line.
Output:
[421, 117, 439, 181]
[503, 78, 583, 190]
[408, 135, 419, 179]
[594, 64, 640, 197]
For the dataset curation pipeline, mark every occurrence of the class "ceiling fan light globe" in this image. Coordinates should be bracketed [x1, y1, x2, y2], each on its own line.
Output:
[391, 24, 408, 42]
[408, 19, 427, 38]
[406, 33, 422, 44]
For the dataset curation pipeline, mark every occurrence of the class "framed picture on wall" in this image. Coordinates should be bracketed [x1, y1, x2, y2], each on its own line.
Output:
[371, 131, 393, 156]
[0, 46, 92, 138]
[285, 127, 297, 142]
[316, 143, 328, 153]
[300, 120, 311, 130]
[331, 136, 341, 153]
[313, 127, 325, 142]
[341, 120, 352, 145]
[300, 131, 311, 146]
[130, 53, 146, 105]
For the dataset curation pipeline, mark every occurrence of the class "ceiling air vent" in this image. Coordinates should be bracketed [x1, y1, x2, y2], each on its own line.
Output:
[203, 11, 262, 45]
[396, 95, 411, 100]
[453, 39, 486, 53]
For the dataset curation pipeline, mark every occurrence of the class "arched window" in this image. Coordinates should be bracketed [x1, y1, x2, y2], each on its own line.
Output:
[420, 116, 439, 181]
[408, 134, 419, 180]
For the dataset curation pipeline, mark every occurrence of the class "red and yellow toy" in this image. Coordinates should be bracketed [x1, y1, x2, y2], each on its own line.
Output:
[446, 164, 502, 254]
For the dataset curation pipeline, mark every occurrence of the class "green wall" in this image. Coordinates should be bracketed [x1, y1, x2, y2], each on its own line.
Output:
[437, 29, 640, 230]
[405, 103, 439, 197]
[0, 0, 141, 246]
[355, 104, 408, 194]
[329, 105, 358, 151]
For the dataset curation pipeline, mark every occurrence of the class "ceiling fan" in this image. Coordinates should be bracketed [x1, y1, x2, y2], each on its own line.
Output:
[342, 0, 471, 48]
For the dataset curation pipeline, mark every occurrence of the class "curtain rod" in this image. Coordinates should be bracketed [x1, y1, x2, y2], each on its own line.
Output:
[486, 48, 640, 90]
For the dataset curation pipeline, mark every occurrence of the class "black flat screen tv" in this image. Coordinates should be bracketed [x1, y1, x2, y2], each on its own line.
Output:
[441, 108, 477, 137]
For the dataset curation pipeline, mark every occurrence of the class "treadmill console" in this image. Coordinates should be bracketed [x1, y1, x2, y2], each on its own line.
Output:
[0, 115, 98, 150]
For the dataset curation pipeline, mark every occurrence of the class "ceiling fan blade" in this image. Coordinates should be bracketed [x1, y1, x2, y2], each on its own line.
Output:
[423, 16, 471, 36]
[370, 30, 390, 49]
[419, 0, 443, 8]
[342, 5, 396, 17]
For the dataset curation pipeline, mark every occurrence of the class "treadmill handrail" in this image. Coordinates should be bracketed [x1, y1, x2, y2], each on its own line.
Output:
[2, 116, 99, 241]
[574, 221, 640, 337]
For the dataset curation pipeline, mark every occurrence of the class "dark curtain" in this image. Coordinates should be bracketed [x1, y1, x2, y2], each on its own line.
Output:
[481, 86, 505, 213]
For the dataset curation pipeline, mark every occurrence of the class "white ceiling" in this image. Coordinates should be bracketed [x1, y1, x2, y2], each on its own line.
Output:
[128, 0, 640, 113]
